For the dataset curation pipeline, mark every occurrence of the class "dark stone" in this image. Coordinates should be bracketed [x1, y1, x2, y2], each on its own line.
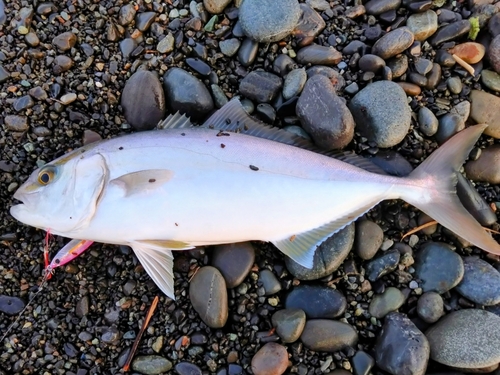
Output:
[306, 66, 345, 92]
[365, 249, 400, 282]
[365, 0, 401, 15]
[0, 295, 25, 316]
[239, 71, 282, 103]
[296, 44, 342, 65]
[456, 173, 497, 227]
[285, 285, 347, 319]
[186, 58, 211, 76]
[211, 242, 255, 288]
[429, 20, 471, 46]
[175, 362, 203, 375]
[456, 257, 500, 306]
[352, 351, 375, 375]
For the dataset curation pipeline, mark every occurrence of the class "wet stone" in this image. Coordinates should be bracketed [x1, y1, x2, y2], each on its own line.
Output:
[121, 70, 165, 131]
[349, 81, 411, 148]
[456, 257, 500, 306]
[488, 35, 500, 74]
[251, 343, 288, 375]
[343, 40, 367, 55]
[219, 38, 241, 57]
[449, 42, 485, 65]
[364, 0, 400, 15]
[175, 362, 202, 375]
[306, 66, 345, 92]
[52, 32, 77, 51]
[118, 4, 136, 26]
[358, 54, 385, 72]
[365, 249, 400, 282]
[132, 355, 172, 375]
[296, 44, 342, 66]
[186, 58, 211, 76]
[456, 174, 497, 227]
[258, 269, 281, 295]
[354, 220, 383, 261]
[285, 285, 347, 319]
[352, 351, 375, 375]
[413, 242, 464, 293]
[239, 0, 301, 43]
[369, 287, 405, 319]
[136, 12, 156, 32]
[239, 71, 282, 103]
[4, 115, 28, 132]
[426, 309, 500, 369]
[430, 20, 471, 46]
[13, 95, 34, 112]
[375, 313, 429, 375]
[0, 295, 25, 316]
[407, 10, 438, 41]
[418, 107, 438, 137]
[189, 266, 228, 328]
[447, 77, 462, 95]
[415, 58, 433, 75]
[212, 242, 255, 288]
[435, 113, 464, 144]
[301, 319, 358, 352]
[481, 69, 500, 92]
[272, 308, 306, 343]
[237, 38, 259, 67]
[465, 145, 500, 184]
[285, 223, 355, 279]
[372, 27, 414, 59]
[163, 67, 214, 121]
[387, 55, 408, 78]
[282, 68, 307, 100]
[417, 292, 443, 324]
[470, 90, 500, 138]
[28, 87, 47, 101]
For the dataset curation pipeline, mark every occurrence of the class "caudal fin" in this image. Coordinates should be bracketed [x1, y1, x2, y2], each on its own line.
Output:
[406, 124, 500, 254]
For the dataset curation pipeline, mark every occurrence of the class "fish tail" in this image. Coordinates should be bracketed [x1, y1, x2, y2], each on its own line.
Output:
[404, 124, 500, 254]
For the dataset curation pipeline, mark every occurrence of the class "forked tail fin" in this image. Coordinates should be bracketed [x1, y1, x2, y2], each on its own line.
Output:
[405, 124, 500, 254]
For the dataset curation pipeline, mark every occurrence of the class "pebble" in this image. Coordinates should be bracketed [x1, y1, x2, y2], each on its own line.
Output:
[135, 12, 156, 32]
[237, 38, 259, 67]
[449, 42, 485, 64]
[354, 220, 383, 261]
[490, 13, 500, 37]
[0, 295, 25, 315]
[163, 67, 214, 121]
[365, 249, 400, 282]
[271, 308, 306, 343]
[417, 292, 443, 323]
[481, 69, 500, 92]
[296, 75, 355, 150]
[426, 309, 500, 368]
[456, 257, 500, 306]
[258, 269, 282, 295]
[282, 68, 307, 100]
[204, 0, 232, 14]
[4, 115, 28, 132]
[349, 81, 411, 148]
[430, 20, 471, 46]
[306, 66, 345, 92]
[435, 113, 465, 144]
[300, 319, 358, 352]
[239, 70, 282, 103]
[294, 4, 326, 47]
[118, 4, 136, 26]
[456, 173, 497, 227]
[489, 35, 500, 74]
[189, 266, 228, 328]
[447, 77, 463, 95]
[372, 27, 414, 59]
[352, 351, 375, 375]
[413, 242, 464, 293]
[364, 0, 400, 15]
[284, 224, 354, 280]
[219, 38, 241, 57]
[0, 0, 4, 25]
[435, 49, 456, 67]
[470, 90, 500, 138]
[375, 313, 430, 375]
[157, 33, 175, 53]
[398, 82, 421, 96]
[121, 70, 165, 131]
[273, 54, 297, 76]
[406, 10, 438, 41]
[52, 32, 77, 51]
[186, 58, 211, 76]
[0, 65, 9, 82]
[119, 38, 138, 59]
[251, 343, 288, 375]
[415, 58, 433, 75]
[387, 55, 409, 78]
[369, 287, 405, 319]
[239, 0, 301, 43]
[25, 32, 40, 47]
[13, 95, 34, 112]
[358, 54, 385, 72]
[465, 145, 500, 184]
[417, 107, 438, 137]
[59, 93, 77, 105]
[256, 103, 276, 123]
[132, 355, 172, 375]
[296, 44, 342, 66]
[53, 55, 74, 74]
[343, 40, 366, 55]
[212, 242, 255, 288]
[175, 362, 202, 375]
[285, 285, 347, 318]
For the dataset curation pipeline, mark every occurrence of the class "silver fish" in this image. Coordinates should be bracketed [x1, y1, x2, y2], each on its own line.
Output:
[10, 100, 500, 299]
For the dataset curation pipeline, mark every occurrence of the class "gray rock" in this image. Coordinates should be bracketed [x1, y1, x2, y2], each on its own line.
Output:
[296, 44, 342, 65]
[418, 107, 438, 137]
[135, 12, 156, 31]
[375, 313, 430, 375]
[271, 308, 306, 343]
[406, 10, 438, 42]
[285, 224, 355, 280]
[175, 362, 202, 375]
[0, 295, 25, 316]
[258, 269, 282, 295]
[456, 173, 497, 227]
[430, 20, 471, 46]
[282, 68, 307, 100]
[132, 355, 172, 375]
[0, 65, 9, 83]
[369, 287, 405, 319]
[5, 115, 28, 132]
[447, 76, 463, 95]
[435, 113, 465, 144]
[296, 75, 355, 150]
[76, 295, 89, 317]
[13, 95, 34, 112]
[349, 81, 411, 148]
[465, 145, 500, 184]
[237, 38, 259, 67]
[163, 67, 214, 121]
[239, 71, 282, 103]
[365, 249, 400, 282]
[489, 35, 500, 74]
[387, 54, 408, 78]
[354, 220, 383, 260]
[426, 309, 500, 368]
[189, 266, 228, 328]
[294, 4, 326, 47]
[157, 33, 174, 54]
[372, 27, 414, 59]
[358, 54, 386, 72]
[449, 101, 470, 124]
[212, 242, 255, 288]
[343, 40, 367, 55]
[364, 0, 400, 15]
[118, 4, 136, 26]
[239, 0, 301, 43]
[306, 66, 345, 92]
[490, 13, 500, 37]
[285, 285, 347, 319]
[369, 150, 413, 177]
[481, 69, 500, 92]
[301, 319, 358, 352]
[456, 257, 500, 306]
[119, 38, 138, 59]
[413, 242, 464, 293]
[121, 70, 166, 131]
[470, 90, 500, 139]
[203, 0, 231, 14]
[417, 292, 443, 324]
[425, 63, 442, 90]
[0, 0, 5, 25]
[219, 38, 241, 57]
[352, 351, 375, 375]
[53, 55, 74, 74]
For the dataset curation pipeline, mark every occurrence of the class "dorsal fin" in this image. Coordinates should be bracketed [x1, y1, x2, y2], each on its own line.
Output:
[157, 111, 194, 130]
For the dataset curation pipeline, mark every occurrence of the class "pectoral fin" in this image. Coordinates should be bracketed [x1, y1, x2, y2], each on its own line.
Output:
[110, 169, 174, 197]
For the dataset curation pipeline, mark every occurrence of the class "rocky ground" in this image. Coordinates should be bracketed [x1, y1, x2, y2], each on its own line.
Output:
[1, 0, 500, 374]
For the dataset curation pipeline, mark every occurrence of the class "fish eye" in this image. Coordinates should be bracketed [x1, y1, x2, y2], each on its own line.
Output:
[37, 166, 57, 185]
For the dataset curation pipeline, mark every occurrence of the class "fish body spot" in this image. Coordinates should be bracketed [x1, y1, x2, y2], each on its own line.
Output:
[220, 144, 225, 148]
[149, 179, 156, 183]
[119, 146, 124, 150]
[249, 165, 259, 171]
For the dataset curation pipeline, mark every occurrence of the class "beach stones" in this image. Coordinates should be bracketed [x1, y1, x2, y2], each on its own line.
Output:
[465, 145, 500, 184]
[300, 319, 358, 352]
[285, 285, 347, 319]
[251, 343, 289, 375]
[272, 308, 306, 343]
[372, 27, 414, 59]
[456, 257, 500, 306]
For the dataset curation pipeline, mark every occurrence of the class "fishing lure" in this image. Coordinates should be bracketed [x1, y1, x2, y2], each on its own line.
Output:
[44, 239, 94, 278]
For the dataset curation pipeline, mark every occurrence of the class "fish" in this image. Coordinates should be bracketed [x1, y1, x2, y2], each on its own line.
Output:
[10, 99, 500, 299]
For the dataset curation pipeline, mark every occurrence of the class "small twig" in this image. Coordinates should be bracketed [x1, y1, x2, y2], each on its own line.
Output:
[452, 54, 475, 76]
[401, 221, 438, 240]
[123, 295, 160, 372]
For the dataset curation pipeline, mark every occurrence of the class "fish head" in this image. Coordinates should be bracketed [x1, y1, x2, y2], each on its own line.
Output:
[10, 150, 108, 234]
